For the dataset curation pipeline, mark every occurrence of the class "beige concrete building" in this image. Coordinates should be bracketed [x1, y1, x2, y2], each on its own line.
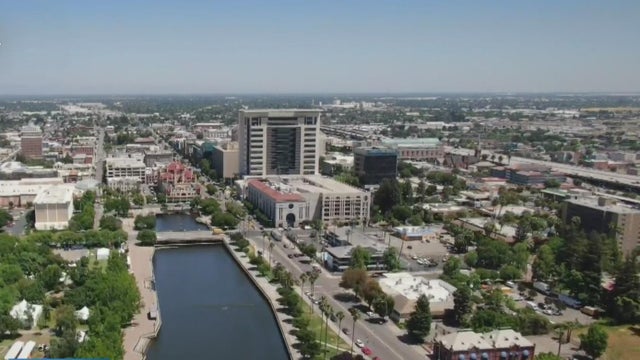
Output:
[563, 196, 640, 254]
[242, 175, 370, 226]
[212, 142, 240, 180]
[0, 178, 64, 208]
[33, 185, 75, 230]
[105, 156, 146, 185]
[238, 109, 321, 177]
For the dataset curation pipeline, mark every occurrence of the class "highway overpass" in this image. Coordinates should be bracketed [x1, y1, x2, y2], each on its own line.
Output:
[445, 146, 640, 192]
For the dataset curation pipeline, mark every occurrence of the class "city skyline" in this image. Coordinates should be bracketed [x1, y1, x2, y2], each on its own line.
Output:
[1, 0, 639, 95]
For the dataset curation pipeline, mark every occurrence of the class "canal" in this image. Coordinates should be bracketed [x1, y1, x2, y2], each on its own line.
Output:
[146, 214, 289, 360]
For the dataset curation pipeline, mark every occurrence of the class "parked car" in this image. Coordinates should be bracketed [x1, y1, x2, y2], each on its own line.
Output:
[362, 347, 372, 356]
[342, 328, 350, 335]
[355, 339, 365, 348]
[366, 311, 376, 318]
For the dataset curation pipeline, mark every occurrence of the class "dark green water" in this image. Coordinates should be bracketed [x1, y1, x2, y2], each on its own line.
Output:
[146, 215, 289, 360]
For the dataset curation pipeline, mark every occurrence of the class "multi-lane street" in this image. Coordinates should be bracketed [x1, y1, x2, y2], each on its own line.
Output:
[245, 228, 426, 360]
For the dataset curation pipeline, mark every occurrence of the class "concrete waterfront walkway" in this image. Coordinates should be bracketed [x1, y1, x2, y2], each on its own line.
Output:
[122, 218, 159, 360]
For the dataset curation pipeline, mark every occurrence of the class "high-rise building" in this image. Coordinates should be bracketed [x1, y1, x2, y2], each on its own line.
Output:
[354, 147, 398, 186]
[212, 142, 240, 180]
[563, 196, 640, 254]
[238, 109, 321, 176]
[20, 126, 43, 159]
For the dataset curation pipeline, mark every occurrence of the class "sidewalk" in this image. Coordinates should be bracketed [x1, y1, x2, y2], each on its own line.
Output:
[122, 218, 159, 360]
[237, 236, 363, 359]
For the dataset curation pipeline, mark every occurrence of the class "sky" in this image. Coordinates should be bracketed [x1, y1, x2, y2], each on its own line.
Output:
[1, 0, 639, 95]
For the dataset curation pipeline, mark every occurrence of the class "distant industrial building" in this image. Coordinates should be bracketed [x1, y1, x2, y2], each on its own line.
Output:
[354, 147, 398, 186]
[20, 125, 43, 159]
[380, 138, 444, 162]
[563, 196, 640, 254]
[243, 175, 370, 227]
[238, 109, 321, 177]
[433, 328, 535, 360]
[33, 185, 75, 230]
[379, 272, 456, 320]
[211, 142, 240, 180]
[490, 164, 565, 186]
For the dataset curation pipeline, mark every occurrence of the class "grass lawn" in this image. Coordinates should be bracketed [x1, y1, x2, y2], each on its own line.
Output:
[574, 324, 640, 360]
[299, 300, 352, 359]
[88, 250, 108, 272]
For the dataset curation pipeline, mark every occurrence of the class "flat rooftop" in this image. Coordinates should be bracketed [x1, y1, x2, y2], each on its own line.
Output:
[240, 109, 321, 116]
[105, 157, 146, 168]
[379, 272, 456, 302]
[291, 175, 366, 194]
[33, 185, 74, 204]
[566, 197, 640, 214]
[247, 179, 305, 203]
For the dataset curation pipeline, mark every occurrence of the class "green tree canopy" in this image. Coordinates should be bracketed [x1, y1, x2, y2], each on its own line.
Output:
[406, 294, 432, 342]
[579, 324, 608, 360]
[349, 246, 371, 270]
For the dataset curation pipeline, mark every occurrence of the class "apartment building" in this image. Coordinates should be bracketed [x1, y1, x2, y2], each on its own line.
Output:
[563, 196, 640, 254]
[238, 109, 321, 177]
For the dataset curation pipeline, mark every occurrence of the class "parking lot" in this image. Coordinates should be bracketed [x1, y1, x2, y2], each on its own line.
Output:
[329, 226, 450, 273]
[509, 288, 596, 325]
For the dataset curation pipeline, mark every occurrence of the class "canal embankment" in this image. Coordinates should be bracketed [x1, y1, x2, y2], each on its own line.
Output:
[223, 237, 299, 360]
[143, 214, 289, 360]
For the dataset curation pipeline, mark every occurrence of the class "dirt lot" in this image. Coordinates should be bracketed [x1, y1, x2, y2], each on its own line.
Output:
[0, 330, 53, 359]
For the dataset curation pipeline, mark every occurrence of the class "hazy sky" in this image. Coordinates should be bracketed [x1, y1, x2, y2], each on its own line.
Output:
[1, 0, 639, 94]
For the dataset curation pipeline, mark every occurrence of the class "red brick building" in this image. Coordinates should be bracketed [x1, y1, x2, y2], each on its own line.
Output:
[20, 126, 43, 159]
[432, 329, 534, 360]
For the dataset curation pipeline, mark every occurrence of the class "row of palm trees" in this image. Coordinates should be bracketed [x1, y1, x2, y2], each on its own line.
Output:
[299, 269, 362, 358]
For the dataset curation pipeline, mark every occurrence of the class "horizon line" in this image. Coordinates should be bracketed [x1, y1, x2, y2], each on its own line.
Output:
[1, 91, 640, 98]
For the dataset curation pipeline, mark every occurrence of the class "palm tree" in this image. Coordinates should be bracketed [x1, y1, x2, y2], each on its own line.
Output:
[268, 241, 275, 265]
[349, 308, 360, 356]
[307, 270, 319, 297]
[261, 230, 268, 254]
[323, 304, 333, 360]
[335, 311, 345, 352]
[318, 299, 329, 358]
[299, 273, 308, 299]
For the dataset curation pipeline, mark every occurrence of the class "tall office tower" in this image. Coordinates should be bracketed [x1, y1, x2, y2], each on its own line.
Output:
[20, 125, 43, 159]
[238, 109, 321, 176]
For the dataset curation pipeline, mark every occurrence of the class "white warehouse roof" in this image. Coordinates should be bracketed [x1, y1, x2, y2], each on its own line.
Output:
[33, 185, 74, 205]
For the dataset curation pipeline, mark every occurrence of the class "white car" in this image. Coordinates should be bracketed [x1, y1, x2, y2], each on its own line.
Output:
[355, 339, 365, 348]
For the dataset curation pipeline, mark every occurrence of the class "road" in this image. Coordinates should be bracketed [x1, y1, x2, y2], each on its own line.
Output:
[445, 146, 640, 189]
[247, 229, 426, 360]
[6, 211, 27, 236]
[93, 127, 105, 229]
